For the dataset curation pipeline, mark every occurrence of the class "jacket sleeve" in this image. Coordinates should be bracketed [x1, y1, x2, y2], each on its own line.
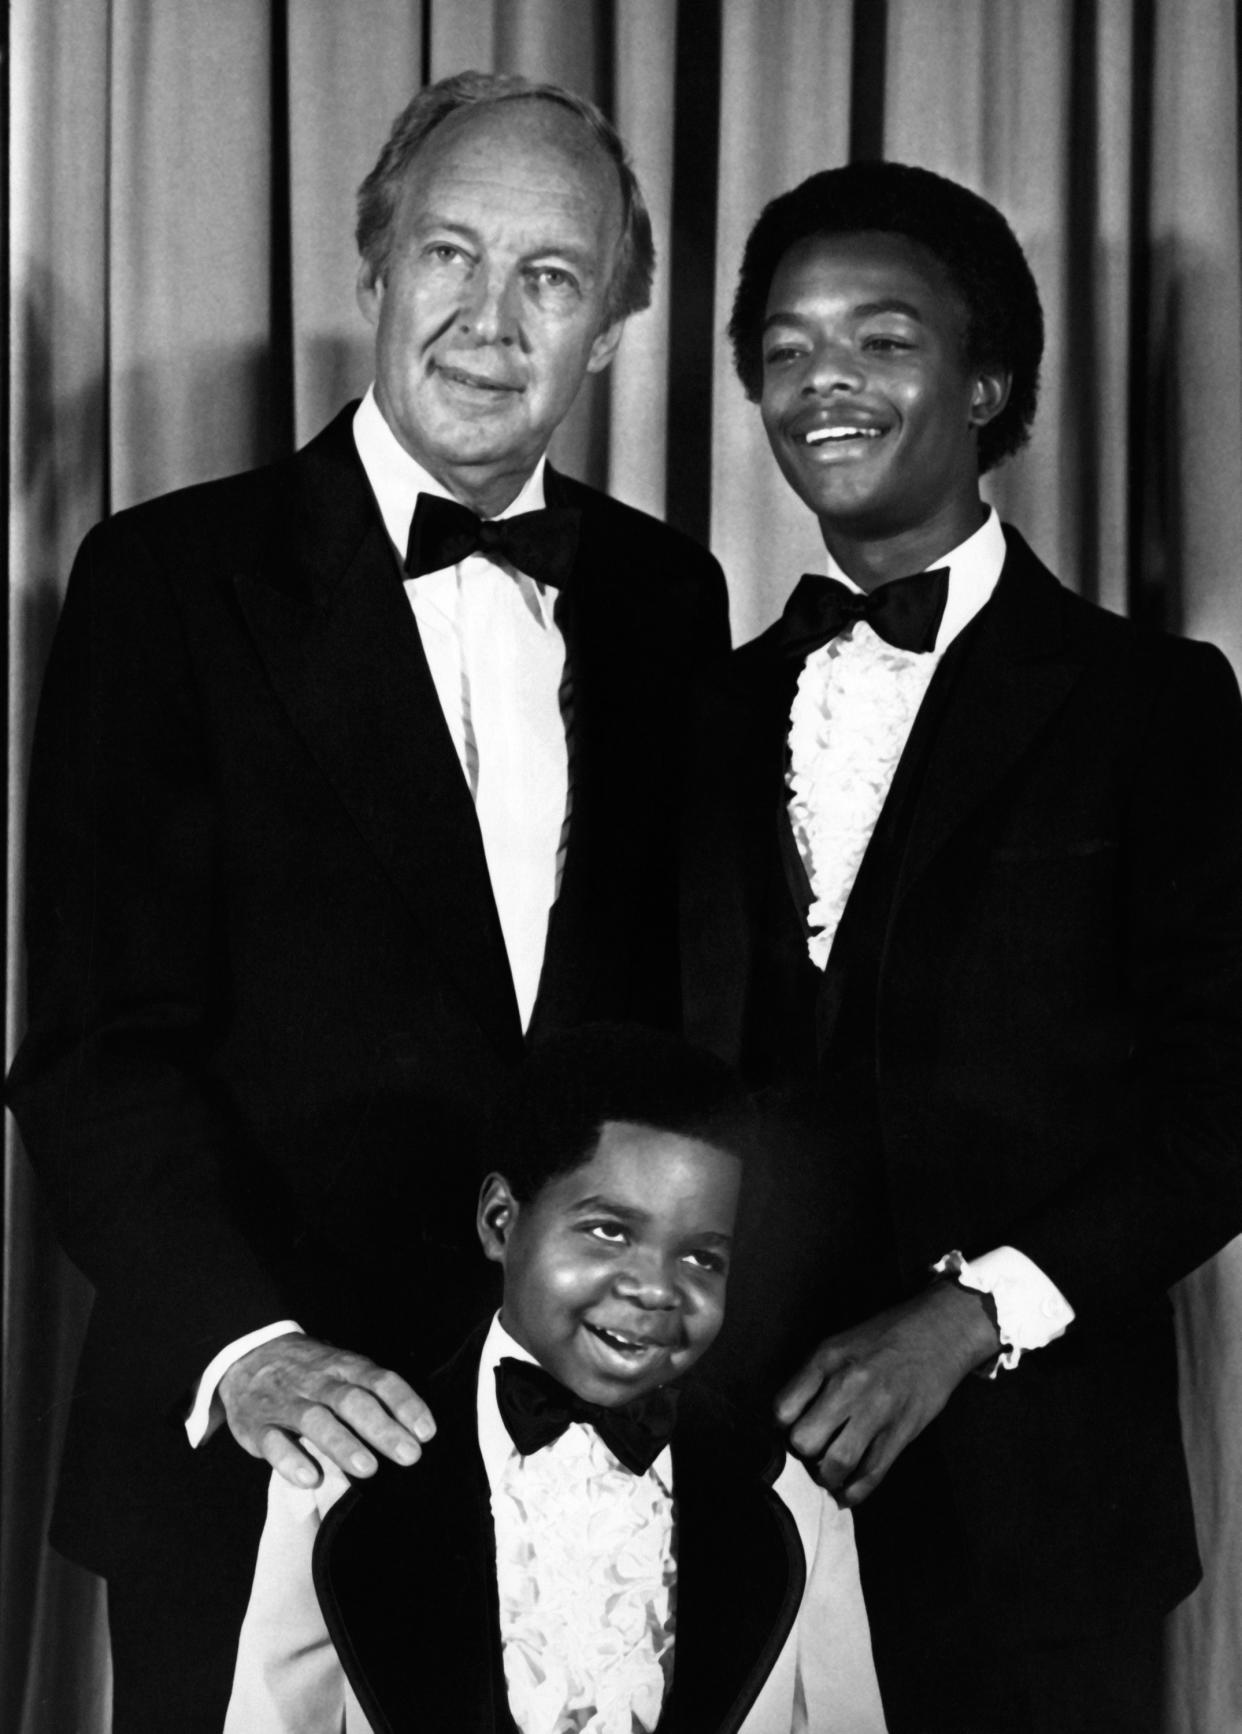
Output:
[224, 1457, 356, 1734]
[6, 514, 291, 1413]
[740, 1458, 887, 1734]
[1010, 637, 1242, 1313]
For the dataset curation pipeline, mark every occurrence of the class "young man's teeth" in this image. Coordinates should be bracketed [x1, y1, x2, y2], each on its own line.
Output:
[805, 426, 881, 444]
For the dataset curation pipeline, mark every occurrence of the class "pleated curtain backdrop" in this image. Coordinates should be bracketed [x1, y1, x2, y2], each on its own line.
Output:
[5, 3, 1241, 1730]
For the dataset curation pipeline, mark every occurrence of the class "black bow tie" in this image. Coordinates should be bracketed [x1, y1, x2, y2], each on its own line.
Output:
[494, 1357, 679, 1476]
[774, 566, 950, 660]
[404, 492, 580, 588]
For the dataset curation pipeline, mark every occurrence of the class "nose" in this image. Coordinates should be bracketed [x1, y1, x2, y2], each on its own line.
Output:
[614, 1250, 679, 1310]
[802, 339, 865, 396]
[458, 266, 519, 346]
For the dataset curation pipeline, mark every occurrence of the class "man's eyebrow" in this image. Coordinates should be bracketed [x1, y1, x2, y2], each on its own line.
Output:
[853, 297, 925, 320]
[762, 296, 925, 332]
[412, 212, 474, 231]
[412, 213, 592, 258]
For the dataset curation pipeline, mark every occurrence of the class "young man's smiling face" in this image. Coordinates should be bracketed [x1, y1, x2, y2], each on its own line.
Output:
[759, 229, 1009, 580]
[478, 1119, 741, 1407]
[357, 98, 625, 518]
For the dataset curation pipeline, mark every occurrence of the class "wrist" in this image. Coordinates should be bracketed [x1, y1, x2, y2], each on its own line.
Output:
[929, 1274, 1002, 1374]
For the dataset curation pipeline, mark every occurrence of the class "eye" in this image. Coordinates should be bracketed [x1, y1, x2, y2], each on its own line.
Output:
[764, 343, 805, 367]
[425, 243, 468, 266]
[585, 1220, 628, 1244]
[684, 1248, 728, 1276]
[527, 265, 579, 294]
[863, 334, 912, 353]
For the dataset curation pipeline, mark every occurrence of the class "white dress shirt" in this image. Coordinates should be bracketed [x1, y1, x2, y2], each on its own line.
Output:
[786, 509, 1075, 1366]
[354, 385, 570, 1033]
[187, 389, 570, 1445]
[479, 1318, 675, 1734]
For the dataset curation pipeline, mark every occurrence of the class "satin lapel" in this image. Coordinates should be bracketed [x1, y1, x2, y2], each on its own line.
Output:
[525, 470, 647, 1026]
[314, 1335, 515, 1734]
[233, 410, 523, 1057]
[527, 468, 617, 1019]
[679, 626, 810, 1061]
[667, 1407, 804, 1734]
[893, 529, 1083, 908]
[732, 622, 821, 912]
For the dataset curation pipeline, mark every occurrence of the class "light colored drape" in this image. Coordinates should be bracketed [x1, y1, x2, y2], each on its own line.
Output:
[6, 4, 1241, 1730]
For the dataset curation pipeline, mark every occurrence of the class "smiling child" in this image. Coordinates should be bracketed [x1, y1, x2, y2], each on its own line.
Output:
[224, 1024, 886, 1734]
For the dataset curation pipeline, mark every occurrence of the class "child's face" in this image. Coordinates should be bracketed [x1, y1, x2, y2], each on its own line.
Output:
[478, 1119, 741, 1407]
[759, 229, 1008, 551]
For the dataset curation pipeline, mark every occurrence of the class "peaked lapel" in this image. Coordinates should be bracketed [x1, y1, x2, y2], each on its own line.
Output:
[714, 530, 1085, 1066]
[527, 467, 679, 1033]
[682, 623, 813, 1065]
[667, 1394, 806, 1734]
[315, 1332, 518, 1734]
[524, 465, 596, 1028]
[891, 527, 1084, 911]
[233, 408, 523, 1058]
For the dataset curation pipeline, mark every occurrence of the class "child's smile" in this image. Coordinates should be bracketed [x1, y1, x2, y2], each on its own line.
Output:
[479, 1119, 741, 1408]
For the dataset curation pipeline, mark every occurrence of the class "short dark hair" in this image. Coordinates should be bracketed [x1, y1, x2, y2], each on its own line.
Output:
[502, 1024, 754, 1203]
[356, 70, 654, 327]
[728, 160, 1044, 474]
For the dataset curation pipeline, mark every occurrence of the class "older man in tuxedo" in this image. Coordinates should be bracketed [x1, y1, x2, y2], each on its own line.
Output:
[7, 71, 726, 1732]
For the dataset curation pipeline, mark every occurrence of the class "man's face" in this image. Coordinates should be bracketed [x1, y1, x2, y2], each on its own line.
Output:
[759, 230, 1008, 555]
[479, 1120, 741, 1407]
[358, 99, 625, 513]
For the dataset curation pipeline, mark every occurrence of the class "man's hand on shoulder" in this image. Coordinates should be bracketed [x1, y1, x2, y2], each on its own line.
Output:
[218, 1332, 435, 1488]
[775, 1283, 1000, 1507]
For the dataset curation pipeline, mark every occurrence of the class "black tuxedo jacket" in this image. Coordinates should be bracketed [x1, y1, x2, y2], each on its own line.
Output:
[6, 405, 728, 1576]
[313, 1335, 804, 1734]
[684, 525, 1242, 1641]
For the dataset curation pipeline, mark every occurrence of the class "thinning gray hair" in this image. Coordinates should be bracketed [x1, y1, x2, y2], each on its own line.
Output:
[356, 70, 654, 326]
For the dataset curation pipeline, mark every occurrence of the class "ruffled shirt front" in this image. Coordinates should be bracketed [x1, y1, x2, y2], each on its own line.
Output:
[479, 1317, 676, 1734]
[787, 508, 1006, 969]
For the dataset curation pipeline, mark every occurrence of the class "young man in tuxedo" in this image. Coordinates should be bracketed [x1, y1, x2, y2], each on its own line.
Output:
[6, 72, 726, 1732]
[685, 161, 1242, 1732]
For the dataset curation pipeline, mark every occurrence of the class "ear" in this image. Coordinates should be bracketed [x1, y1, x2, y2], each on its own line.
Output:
[477, 1173, 520, 1265]
[356, 257, 384, 328]
[968, 365, 1011, 431]
[586, 317, 626, 376]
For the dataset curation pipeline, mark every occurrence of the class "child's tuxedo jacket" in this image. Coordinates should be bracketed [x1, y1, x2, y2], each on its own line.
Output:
[228, 1329, 886, 1734]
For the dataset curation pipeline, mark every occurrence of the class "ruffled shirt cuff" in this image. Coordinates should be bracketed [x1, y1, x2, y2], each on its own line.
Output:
[932, 1247, 1075, 1375]
[185, 1320, 304, 1446]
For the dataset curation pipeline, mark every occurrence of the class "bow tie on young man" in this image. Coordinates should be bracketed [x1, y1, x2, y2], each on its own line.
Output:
[774, 566, 950, 661]
[494, 1358, 679, 1475]
[405, 492, 581, 588]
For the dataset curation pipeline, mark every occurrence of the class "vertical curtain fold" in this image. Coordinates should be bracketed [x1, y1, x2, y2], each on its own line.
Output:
[6, 5, 1241, 1729]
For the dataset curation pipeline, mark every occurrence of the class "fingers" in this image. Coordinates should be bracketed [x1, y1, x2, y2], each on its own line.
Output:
[776, 1339, 917, 1506]
[781, 1351, 871, 1460]
[792, 1402, 901, 1507]
[371, 1368, 436, 1446]
[835, 1443, 894, 1507]
[774, 1339, 849, 1427]
[257, 1427, 326, 1490]
[220, 1336, 435, 1479]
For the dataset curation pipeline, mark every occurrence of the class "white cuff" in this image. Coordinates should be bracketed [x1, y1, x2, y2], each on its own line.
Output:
[185, 1321, 304, 1446]
[932, 1247, 1074, 1373]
